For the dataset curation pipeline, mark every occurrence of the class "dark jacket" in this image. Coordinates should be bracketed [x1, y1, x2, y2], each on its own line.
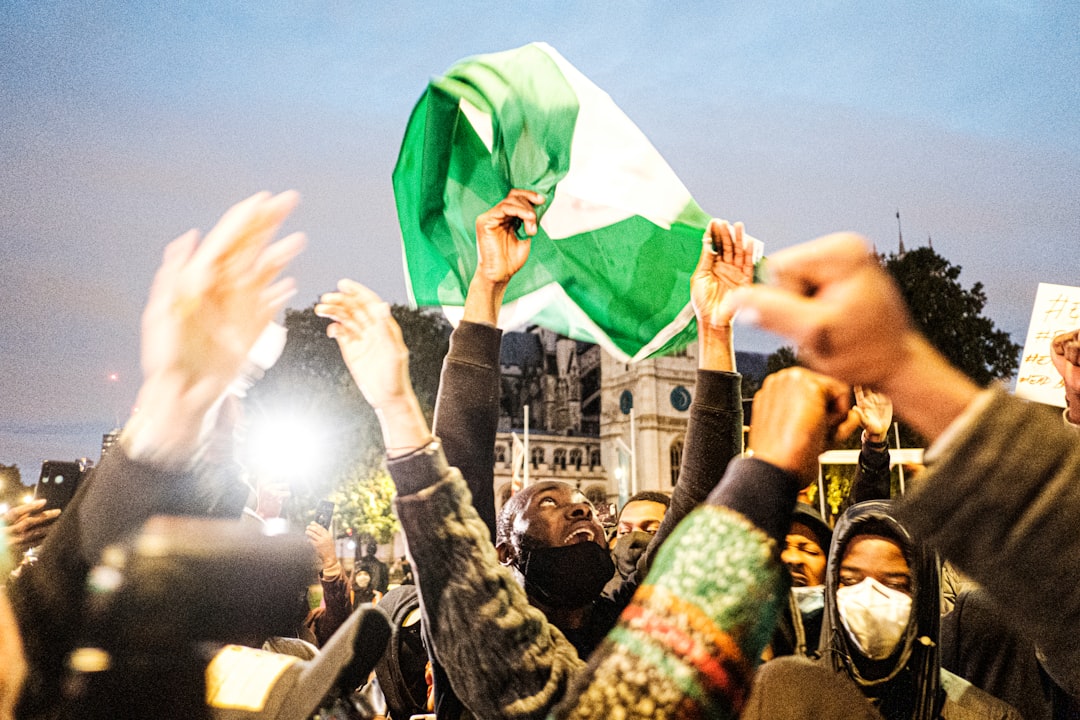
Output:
[746, 501, 1020, 720]
[941, 588, 1079, 720]
[895, 388, 1080, 688]
[391, 321, 744, 719]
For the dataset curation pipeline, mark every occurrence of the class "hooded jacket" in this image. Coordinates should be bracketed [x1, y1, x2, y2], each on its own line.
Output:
[821, 501, 942, 720]
[746, 501, 1020, 720]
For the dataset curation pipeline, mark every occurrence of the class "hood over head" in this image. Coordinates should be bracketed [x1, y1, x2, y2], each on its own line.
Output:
[822, 500, 942, 720]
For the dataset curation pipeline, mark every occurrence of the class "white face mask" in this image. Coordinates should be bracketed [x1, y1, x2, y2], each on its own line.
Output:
[791, 584, 825, 617]
[835, 577, 912, 660]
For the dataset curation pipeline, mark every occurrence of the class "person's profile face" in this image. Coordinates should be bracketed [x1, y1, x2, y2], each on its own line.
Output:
[839, 534, 912, 595]
[782, 521, 827, 587]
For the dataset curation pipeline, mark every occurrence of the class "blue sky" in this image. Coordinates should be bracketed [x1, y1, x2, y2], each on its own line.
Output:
[2, 2, 1078, 481]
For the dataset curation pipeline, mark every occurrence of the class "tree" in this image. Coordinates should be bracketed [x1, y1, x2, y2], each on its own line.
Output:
[765, 346, 800, 376]
[331, 458, 401, 545]
[243, 303, 450, 529]
[884, 247, 1020, 387]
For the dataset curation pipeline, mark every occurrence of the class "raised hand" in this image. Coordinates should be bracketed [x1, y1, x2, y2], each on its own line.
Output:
[306, 522, 339, 572]
[1051, 327, 1080, 423]
[692, 220, 754, 328]
[748, 367, 852, 488]
[125, 191, 305, 464]
[465, 189, 544, 325]
[691, 220, 754, 371]
[3, 500, 61, 555]
[474, 189, 544, 284]
[315, 280, 431, 455]
[853, 385, 894, 443]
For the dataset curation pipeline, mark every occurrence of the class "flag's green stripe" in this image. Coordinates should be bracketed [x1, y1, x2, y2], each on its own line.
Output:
[433, 44, 579, 199]
[394, 44, 580, 307]
[524, 214, 705, 357]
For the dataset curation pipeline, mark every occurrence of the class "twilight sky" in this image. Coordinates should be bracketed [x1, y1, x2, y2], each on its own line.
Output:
[2, 2, 1078, 481]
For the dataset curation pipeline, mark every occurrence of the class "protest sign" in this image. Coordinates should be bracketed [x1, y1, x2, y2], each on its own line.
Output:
[1014, 282, 1080, 406]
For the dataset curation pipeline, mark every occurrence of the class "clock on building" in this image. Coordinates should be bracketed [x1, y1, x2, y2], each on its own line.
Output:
[670, 385, 691, 411]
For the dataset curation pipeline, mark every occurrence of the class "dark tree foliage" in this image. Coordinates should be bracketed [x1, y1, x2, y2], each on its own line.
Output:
[243, 304, 450, 525]
[0, 464, 23, 506]
[765, 346, 800, 376]
[883, 247, 1020, 387]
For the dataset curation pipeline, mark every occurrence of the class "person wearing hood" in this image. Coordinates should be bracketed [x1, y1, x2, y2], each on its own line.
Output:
[315, 191, 755, 719]
[769, 502, 833, 659]
[745, 499, 1021, 720]
[770, 384, 889, 661]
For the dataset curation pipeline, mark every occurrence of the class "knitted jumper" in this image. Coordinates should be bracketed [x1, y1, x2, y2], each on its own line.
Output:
[553, 503, 785, 719]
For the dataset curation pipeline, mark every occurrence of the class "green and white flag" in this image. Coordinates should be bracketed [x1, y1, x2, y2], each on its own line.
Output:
[393, 42, 760, 362]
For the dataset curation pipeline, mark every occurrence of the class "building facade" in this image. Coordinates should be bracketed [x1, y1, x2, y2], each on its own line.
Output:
[492, 325, 702, 517]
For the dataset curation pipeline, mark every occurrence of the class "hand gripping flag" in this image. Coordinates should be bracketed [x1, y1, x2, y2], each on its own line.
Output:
[393, 42, 759, 362]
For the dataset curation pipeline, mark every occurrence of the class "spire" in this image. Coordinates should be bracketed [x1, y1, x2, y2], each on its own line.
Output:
[927, 234, 933, 250]
[896, 210, 905, 255]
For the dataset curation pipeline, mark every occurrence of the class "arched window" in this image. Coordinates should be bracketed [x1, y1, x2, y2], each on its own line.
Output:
[494, 444, 507, 464]
[589, 448, 601, 469]
[553, 448, 567, 470]
[670, 437, 685, 486]
[569, 448, 583, 469]
[531, 446, 545, 468]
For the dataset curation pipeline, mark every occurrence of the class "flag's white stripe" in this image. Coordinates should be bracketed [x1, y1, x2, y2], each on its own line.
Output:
[534, 43, 695, 240]
[443, 281, 693, 364]
[459, 98, 494, 153]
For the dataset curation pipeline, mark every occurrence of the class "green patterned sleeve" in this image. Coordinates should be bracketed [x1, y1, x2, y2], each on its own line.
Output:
[551, 505, 785, 720]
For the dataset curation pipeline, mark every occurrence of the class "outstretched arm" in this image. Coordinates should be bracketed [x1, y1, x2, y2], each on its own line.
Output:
[433, 189, 544, 542]
[630, 221, 754, 581]
[728, 232, 978, 440]
[317, 281, 583, 720]
[462, 188, 543, 326]
[11, 192, 304, 716]
[727, 231, 1080, 686]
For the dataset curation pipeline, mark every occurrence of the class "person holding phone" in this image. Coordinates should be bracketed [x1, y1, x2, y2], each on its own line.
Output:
[3, 500, 61, 561]
[304, 521, 353, 648]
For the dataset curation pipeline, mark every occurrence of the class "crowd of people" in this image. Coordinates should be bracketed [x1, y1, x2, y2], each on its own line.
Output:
[1, 188, 1079, 720]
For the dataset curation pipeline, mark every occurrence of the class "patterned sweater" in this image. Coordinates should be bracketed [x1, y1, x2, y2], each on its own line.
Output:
[552, 500, 787, 719]
[390, 443, 795, 720]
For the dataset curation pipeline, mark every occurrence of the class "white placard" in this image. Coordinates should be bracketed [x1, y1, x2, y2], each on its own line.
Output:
[1014, 282, 1080, 407]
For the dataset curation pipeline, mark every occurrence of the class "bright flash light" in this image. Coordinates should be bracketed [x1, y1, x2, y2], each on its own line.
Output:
[245, 411, 330, 485]
[22, 493, 34, 504]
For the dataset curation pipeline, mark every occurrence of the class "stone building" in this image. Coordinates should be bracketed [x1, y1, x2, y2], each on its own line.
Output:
[491, 324, 766, 519]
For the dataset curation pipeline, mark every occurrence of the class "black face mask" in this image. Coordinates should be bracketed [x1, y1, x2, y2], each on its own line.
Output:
[517, 540, 616, 609]
[610, 530, 653, 581]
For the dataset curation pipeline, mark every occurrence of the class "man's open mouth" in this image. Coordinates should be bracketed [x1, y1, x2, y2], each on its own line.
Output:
[563, 527, 596, 545]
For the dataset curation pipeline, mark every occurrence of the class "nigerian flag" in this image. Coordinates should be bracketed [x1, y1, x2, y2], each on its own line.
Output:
[393, 42, 758, 362]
